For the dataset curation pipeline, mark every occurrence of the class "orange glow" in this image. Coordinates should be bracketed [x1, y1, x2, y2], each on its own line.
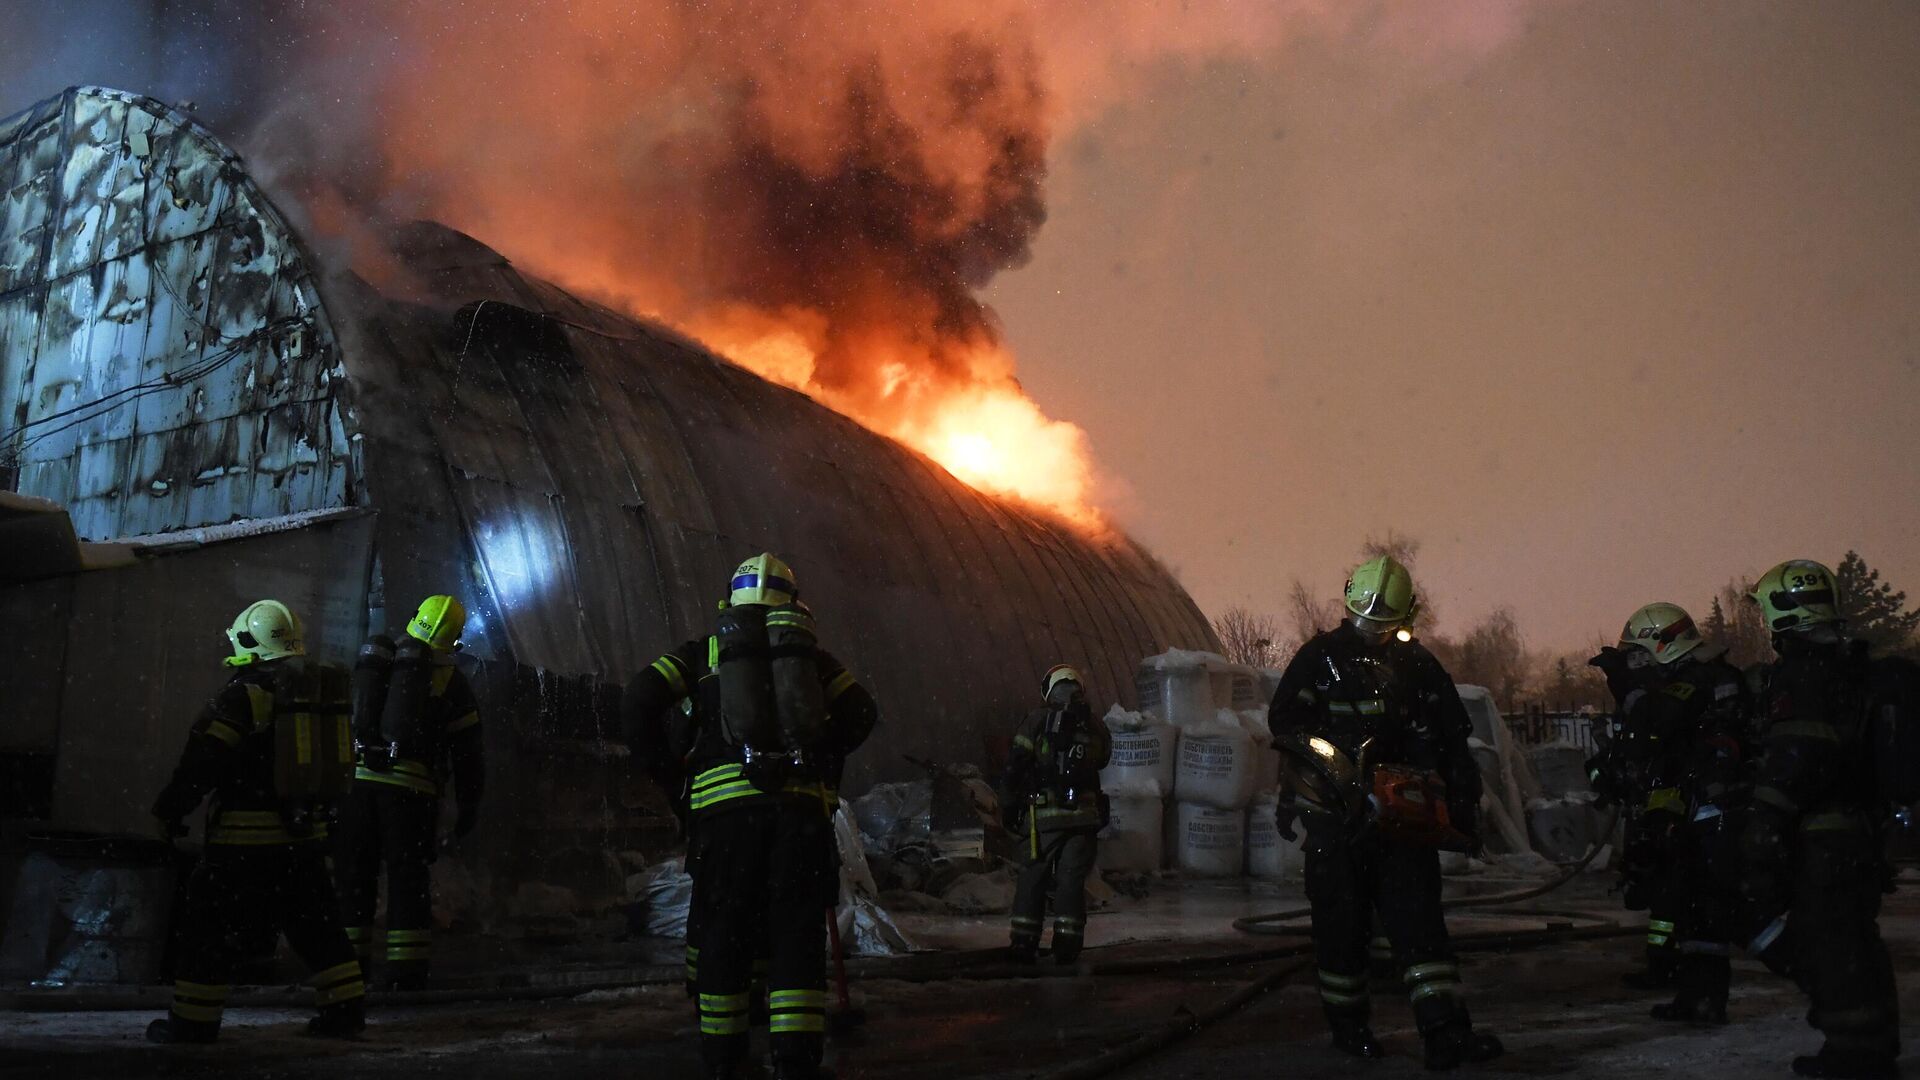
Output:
[693, 318, 1099, 525]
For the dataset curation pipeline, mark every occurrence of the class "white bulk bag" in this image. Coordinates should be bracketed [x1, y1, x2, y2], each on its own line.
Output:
[1246, 792, 1304, 880]
[1096, 795, 1165, 873]
[1238, 709, 1281, 796]
[1174, 712, 1258, 810]
[1136, 649, 1227, 728]
[1099, 705, 1177, 798]
[1173, 802, 1246, 877]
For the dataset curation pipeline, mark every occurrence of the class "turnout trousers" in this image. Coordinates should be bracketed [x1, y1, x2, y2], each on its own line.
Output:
[333, 782, 438, 988]
[689, 802, 837, 1074]
[1790, 827, 1900, 1066]
[1305, 834, 1470, 1036]
[1009, 826, 1098, 961]
[1669, 810, 1739, 1011]
[166, 842, 365, 1040]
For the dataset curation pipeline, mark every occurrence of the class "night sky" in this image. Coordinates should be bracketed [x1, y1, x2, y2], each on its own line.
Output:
[988, 1, 1920, 649]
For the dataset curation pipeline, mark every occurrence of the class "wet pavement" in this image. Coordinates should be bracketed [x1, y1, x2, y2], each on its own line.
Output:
[2, 871, 1914, 1079]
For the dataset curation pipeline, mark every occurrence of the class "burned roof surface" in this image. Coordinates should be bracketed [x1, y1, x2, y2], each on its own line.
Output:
[1, 87, 1217, 783]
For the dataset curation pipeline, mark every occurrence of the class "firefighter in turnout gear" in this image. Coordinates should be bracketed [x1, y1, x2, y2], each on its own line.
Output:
[1269, 556, 1503, 1070]
[334, 595, 485, 990]
[146, 601, 366, 1043]
[1611, 603, 1752, 1025]
[621, 554, 878, 1080]
[1584, 638, 1682, 989]
[1738, 560, 1900, 1079]
[1002, 665, 1113, 965]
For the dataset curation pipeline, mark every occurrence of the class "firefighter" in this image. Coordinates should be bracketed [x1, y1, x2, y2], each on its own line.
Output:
[146, 601, 365, 1043]
[1738, 560, 1900, 1079]
[1270, 555, 1502, 1070]
[1584, 639, 1682, 989]
[334, 595, 484, 990]
[621, 554, 877, 1080]
[1002, 665, 1112, 965]
[1610, 603, 1751, 1024]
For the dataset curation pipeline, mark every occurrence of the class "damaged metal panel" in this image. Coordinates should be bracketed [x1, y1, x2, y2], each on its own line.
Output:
[0, 87, 353, 540]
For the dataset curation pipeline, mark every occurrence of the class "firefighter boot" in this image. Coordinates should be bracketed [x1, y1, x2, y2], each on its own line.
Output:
[1423, 1018, 1504, 1072]
[1650, 954, 1729, 1026]
[307, 995, 367, 1038]
[1331, 1022, 1385, 1060]
[145, 1017, 219, 1045]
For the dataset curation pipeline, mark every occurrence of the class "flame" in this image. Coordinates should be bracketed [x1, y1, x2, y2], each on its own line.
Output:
[694, 316, 1098, 525]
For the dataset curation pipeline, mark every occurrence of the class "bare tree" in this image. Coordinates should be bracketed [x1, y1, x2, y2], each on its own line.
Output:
[1443, 608, 1533, 709]
[1708, 576, 1773, 668]
[1213, 605, 1283, 668]
[1286, 578, 1341, 649]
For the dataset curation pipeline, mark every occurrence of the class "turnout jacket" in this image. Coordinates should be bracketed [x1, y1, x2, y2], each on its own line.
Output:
[153, 658, 347, 846]
[353, 642, 484, 807]
[1626, 652, 1751, 824]
[622, 635, 878, 820]
[1270, 624, 1483, 838]
[1004, 697, 1113, 832]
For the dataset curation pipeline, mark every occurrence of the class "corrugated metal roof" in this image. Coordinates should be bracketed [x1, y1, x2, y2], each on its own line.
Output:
[1, 87, 1219, 788]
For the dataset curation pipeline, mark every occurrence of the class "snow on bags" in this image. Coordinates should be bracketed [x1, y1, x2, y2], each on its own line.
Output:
[1174, 711, 1258, 810]
[1172, 802, 1245, 877]
[1246, 791, 1304, 880]
[1099, 705, 1177, 798]
[1097, 795, 1165, 873]
[1136, 649, 1227, 729]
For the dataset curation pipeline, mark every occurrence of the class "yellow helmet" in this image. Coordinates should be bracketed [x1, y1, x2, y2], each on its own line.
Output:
[225, 599, 305, 666]
[1043, 664, 1083, 699]
[407, 595, 467, 651]
[1344, 555, 1418, 629]
[1749, 559, 1841, 634]
[729, 553, 797, 608]
[1618, 602, 1703, 665]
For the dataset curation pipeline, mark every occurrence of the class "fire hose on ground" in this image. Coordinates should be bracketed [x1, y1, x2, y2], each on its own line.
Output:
[1043, 808, 1627, 1080]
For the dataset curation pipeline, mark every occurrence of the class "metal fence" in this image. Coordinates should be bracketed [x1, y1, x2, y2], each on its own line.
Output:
[1502, 706, 1600, 754]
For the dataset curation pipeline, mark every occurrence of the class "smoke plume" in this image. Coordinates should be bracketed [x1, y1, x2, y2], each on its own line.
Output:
[2, 0, 1537, 523]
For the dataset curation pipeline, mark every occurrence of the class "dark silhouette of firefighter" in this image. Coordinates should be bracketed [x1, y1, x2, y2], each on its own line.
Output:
[623, 554, 877, 1080]
[147, 600, 365, 1043]
[1738, 559, 1909, 1080]
[1585, 637, 1681, 990]
[334, 595, 485, 990]
[1608, 603, 1752, 1025]
[1001, 664, 1112, 965]
[1269, 555, 1502, 1070]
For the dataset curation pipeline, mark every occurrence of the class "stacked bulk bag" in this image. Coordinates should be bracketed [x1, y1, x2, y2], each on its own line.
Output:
[1098, 706, 1177, 798]
[1136, 650, 1227, 730]
[1245, 791, 1305, 879]
[1171, 802, 1245, 877]
[1097, 793, 1165, 873]
[1173, 711, 1258, 810]
[1238, 709, 1281, 796]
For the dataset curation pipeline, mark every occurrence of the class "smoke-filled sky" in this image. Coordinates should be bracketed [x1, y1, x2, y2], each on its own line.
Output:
[4, 1, 1917, 652]
[985, 0, 1920, 650]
